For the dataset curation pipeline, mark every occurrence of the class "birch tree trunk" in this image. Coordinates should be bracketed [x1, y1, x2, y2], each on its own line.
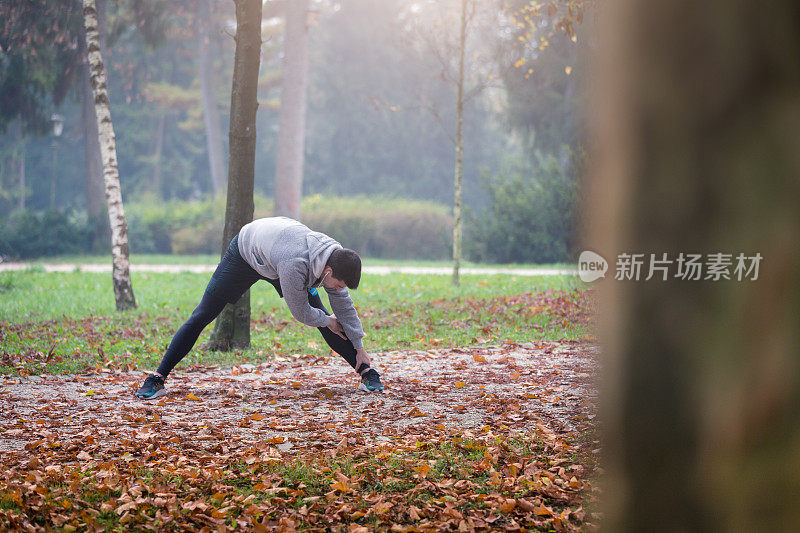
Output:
[207, 0, 262, 351]
[81, 66, 109, 250]
[451, 0, 467, 286]
[274, 0, 310, 220]
[589, 0, 800, 529]
[199, 0, 226, 196]
[82, 0, 136, 311]
[80, 0, 109, 252]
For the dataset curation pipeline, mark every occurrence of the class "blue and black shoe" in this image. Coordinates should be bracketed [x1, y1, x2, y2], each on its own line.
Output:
[136, 374, 167, 400]
[358, 369, 384, 393]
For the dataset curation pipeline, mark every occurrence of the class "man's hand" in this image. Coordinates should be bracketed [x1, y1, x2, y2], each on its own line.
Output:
[327, 314, 347, 339]
[355, 347, 372, 375]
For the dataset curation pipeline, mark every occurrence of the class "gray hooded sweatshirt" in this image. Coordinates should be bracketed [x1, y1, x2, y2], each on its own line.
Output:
[237, 217, 364, 349]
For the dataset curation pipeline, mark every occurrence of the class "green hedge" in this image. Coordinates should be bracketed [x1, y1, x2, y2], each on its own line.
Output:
[0, 195, 453, 261]
[126, 194, 453, 259]
[0, 209, 90, 259]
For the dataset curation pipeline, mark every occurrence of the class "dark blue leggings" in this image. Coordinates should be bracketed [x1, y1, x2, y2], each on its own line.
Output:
[155, 235, 359, 378]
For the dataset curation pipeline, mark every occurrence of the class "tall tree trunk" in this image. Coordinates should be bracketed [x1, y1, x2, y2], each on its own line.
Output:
[199, 0, 226, 196]
[82, 64, 110, 250]
[82, 0, 136, 311]
[451, 0, 466, 286]
[274, 0, 310, 220]
[151, 110, 166, 195]
[80, 0, 110, 252]
[206, 0, 262, 351]
[18, 152, 25, 210]
[15, 120, 25, 210]
[50, 138, 57, 208]
[589, 0, 800, 530]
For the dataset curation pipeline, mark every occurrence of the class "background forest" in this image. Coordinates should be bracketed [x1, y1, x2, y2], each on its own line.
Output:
[0, 0, 586, 263]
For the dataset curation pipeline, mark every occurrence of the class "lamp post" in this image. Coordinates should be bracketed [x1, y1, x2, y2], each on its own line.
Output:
[50, 114, 64, 209]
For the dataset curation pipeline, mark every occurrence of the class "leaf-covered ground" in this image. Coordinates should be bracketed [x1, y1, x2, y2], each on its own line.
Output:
[0, 341, 599, 532]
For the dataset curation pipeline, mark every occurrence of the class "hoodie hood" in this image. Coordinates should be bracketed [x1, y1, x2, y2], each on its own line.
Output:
[306, 231, 342, 280]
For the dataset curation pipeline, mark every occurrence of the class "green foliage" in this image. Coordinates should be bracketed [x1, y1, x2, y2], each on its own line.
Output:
[0, 1, 84, 134]
[467, 152, 580, 264]
[498, 0, 590, 153]
[0, 209, 90, 260]
[125, 194, 230, 254]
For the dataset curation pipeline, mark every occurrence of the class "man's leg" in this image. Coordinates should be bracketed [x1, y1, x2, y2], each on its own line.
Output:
[137, 235, 259, 398]
[155, 290, 228, 378]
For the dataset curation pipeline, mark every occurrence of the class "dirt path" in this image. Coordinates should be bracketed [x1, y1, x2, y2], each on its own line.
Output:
[0, 262, 576, 277]
[0, 341, 597, 454]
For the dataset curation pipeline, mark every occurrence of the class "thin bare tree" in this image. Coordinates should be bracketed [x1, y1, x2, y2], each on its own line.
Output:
[82, 0, 136, 310]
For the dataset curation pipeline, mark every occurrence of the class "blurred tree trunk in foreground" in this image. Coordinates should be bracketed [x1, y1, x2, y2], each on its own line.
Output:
[589, 0, 800, 530]
[274, 0, 310, 221]
[207, 0, 262, 351]
[83, 0, 136, 311]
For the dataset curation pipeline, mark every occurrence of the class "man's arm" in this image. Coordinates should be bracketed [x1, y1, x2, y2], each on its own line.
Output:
[277, 261, 329, 328]
[354, 346, 371, 375]
[327, 314, 371, 375]
[325, 287, 365, 349]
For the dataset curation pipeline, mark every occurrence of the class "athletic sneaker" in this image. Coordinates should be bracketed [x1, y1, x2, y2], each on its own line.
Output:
[136, 374, 167, 400]
[358, 369, 384, 393]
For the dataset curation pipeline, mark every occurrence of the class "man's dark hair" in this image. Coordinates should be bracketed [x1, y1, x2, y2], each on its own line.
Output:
[328, 248, 361, 289]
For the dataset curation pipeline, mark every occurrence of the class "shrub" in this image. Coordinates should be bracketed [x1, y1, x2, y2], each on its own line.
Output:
[466, 152, 580, 264]
[125, 194, 229, 254]
[302, 195, 453, 259]
[125, 194, 453, 260]
[0, 195, 454, 260]
[0, 209, 90, 260]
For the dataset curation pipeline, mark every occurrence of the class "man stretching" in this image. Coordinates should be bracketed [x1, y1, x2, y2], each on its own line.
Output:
[136, 217, 384, 399]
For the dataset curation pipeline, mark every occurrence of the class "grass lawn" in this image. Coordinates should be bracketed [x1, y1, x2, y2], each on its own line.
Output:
[0, 268, 589, 376]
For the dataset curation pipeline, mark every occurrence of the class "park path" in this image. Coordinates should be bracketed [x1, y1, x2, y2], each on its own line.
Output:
[0, 341, 597, 454]
[0, 262, 576, 277]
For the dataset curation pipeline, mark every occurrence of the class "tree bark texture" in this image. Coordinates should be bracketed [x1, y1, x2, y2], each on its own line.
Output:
[588, 0, 800, 530]
[207, 0, 262, 351]
[80, 0, 110, 252]
[81, 65, 110, 250]
[17, 150, 25, 210]
[82, 0, 136, 311]
[451, 0, 467, 287]
[15, 120, 25, 210]
[273, 0, 310, 220]
[198, 0, 226, 196]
